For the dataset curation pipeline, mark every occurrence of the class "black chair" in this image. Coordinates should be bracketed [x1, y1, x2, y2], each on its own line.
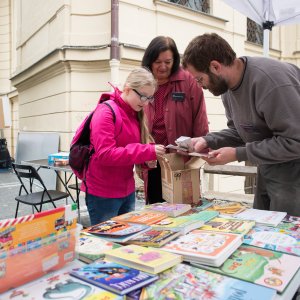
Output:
[12, 163, 69, 218]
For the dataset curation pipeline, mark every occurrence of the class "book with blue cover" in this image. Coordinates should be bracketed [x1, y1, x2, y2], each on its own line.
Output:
[70, 260, 158, 295]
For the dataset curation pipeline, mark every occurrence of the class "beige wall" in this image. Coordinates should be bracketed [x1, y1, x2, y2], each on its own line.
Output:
[3, 0, 300, 193]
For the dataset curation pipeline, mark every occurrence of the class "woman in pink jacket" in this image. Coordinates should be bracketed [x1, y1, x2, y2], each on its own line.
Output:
[85, 68, 165, 225]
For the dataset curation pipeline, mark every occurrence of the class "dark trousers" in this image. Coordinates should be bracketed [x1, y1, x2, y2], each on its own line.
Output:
[147, 162, 165, 204]
[254, 159, 300, 217]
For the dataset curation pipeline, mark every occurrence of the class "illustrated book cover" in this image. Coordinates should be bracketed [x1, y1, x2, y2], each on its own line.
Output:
[160, 229, 243, 267]
[243, 225, 300, 256]
[0, 205, 78, 293]
[276, 214, 300, 233]
[145, 203, 191, 217]
[125, 228, 181, 247]
[206, 201, 247, 216]
[77, 233, 122, 263]
[200, 217, 255, 235]
[141, 263, 276, 300]
[196, 245, 300, 293]
[152, 210, 219, 235]
[111, 210, 167, 225]
[70, 260, 158, 295]
[1, 258, 123, 300]
[104, 244, 182, 274]
[234, 208, 287, 227]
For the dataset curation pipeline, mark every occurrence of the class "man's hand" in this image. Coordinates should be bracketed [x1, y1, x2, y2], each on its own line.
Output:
[202, 147, 237, 165]
[190, 137, 208, 152]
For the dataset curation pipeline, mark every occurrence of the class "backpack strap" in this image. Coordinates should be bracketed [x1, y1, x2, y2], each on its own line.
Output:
[103, 99, 123, 137]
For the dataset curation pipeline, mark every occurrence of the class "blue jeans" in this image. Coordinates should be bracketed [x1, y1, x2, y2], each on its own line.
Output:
[86, 192, 136, 225]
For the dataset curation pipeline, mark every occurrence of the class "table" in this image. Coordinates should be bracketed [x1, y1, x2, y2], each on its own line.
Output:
[22, 159, 81, 219]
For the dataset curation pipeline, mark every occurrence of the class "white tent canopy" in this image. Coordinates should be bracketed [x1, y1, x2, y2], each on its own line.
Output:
[222, 0, 300, 56]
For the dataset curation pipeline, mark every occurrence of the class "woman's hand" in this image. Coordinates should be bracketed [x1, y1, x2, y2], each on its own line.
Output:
[155, 144, 166, 157]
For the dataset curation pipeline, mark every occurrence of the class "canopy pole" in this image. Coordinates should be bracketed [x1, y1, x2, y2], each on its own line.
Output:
[262, 21, 274, 57]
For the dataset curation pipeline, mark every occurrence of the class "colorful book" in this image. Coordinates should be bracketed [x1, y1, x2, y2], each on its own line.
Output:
[125, 228, 181, 247]
[84, 220, 149, 236]
[195, 245, 300, 293]
[1, 260, 124, 300]
[0, 205, 78, 294]
[152, 210, 219, 235]
[200, 217, 255, 235]
[77, 233, 122, 263]
[160, 229, 243, 267]
[104, 245, 182, 274]
[70, 260, 158, 295]
[276, 214, 300, 233]
[234, 208, 287, 227]
[206, 201, 247, 216]
[141, 263, 276, 300]
[111, 210, 167, 225]
[145, 203, 191, 217]
[194, 198, 214, 211]
[243, 225, 300, 256]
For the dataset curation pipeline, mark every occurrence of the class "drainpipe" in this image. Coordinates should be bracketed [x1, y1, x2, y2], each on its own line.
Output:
[110, 0, 120, 88]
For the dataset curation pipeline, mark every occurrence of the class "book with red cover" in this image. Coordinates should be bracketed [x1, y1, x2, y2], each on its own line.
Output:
[112, 210, 167, 225]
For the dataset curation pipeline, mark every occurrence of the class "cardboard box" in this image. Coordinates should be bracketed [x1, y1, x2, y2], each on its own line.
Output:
[158, 153, 205, 205]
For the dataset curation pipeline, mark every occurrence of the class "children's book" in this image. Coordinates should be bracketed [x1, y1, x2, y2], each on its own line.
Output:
[276, 214, 300, 233]
[70, 260, 158, 295]
[195, 245, 300, 294]
[243, 225, 300, 256]
[145, 203, 191, 217]
[111, 210, 167, 225]
[152, 210, 219, 235]
[160, 229, 243, 267]
[141, 263, 276, 300]
[77, 233, 122, 263]
[1, 260, 124, 300]
[84, 220, 149, 236]
[200, 217, 255, 235]
[104, 245, 182, 274]
[0, 205, 78, 293]
[234, 208, 287, 227]
[125, 228, 181, 247]
[194, 198, 214, 211]
[206, 201, 247, 216]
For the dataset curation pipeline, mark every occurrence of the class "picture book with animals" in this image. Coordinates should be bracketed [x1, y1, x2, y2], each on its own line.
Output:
[77, 233, 122, 263]
[0, 205, 78, 293]
[141, 263, 276, 300]
[1, 260, 124, 300]
[243, 225, 300, 256]
[125, 228, 181, 247]
[104, 245, 182, 274]
[196, 245, 300, 293]
[160, 229, 243, 267]
[200, 217, 255, 235]
[70, 260, 158, 295]
[111, 210, 167, 225]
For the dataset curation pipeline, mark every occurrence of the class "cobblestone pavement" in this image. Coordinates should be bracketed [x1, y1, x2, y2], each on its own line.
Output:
[0, 168, 145, 228]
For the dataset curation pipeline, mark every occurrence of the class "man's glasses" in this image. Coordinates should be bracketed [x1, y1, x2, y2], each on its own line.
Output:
[133, 89, 155, 103]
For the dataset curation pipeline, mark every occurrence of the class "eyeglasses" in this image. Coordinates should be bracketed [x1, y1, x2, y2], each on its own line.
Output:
[133, 89, 155, 103]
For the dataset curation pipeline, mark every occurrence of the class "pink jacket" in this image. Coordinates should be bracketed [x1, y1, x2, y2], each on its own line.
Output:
[144, 67, 209, 144]
[82, 89, 156, 198]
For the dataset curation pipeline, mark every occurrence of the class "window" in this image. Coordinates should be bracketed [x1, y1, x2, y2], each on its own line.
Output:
[168, 0, 210, 14]
[247, 18, 263, 45]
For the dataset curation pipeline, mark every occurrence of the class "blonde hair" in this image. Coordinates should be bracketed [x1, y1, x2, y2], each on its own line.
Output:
[124, 67, 156, 144]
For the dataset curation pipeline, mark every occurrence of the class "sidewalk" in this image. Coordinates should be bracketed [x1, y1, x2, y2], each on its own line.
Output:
[0, 168, 146, 228]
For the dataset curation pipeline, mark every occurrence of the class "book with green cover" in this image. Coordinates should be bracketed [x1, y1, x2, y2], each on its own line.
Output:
[194, 245, 300, 293]
[152, 210, 219, 234]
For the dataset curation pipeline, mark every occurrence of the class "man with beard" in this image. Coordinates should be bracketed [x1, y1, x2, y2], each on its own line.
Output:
[182, 33, 300, 217]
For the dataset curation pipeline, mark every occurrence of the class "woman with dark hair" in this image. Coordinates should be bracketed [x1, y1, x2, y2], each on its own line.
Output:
[141, 36, 209, 204]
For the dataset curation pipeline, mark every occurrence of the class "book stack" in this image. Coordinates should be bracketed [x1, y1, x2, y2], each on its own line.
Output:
[145, 202, 191, 217]
[206, 200, 247, 217]
[77, 232, 122, 263]
[83, 220, 150, 243]
[152, 210, 219, 235]
[70, 260, 159, 296]
[112, 210, 167, 225]
[160, 229, 243, 267]
[104, 244, 182, 274]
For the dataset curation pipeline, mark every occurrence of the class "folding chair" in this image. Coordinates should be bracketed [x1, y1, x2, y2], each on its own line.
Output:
[12, 163, 69, 218]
